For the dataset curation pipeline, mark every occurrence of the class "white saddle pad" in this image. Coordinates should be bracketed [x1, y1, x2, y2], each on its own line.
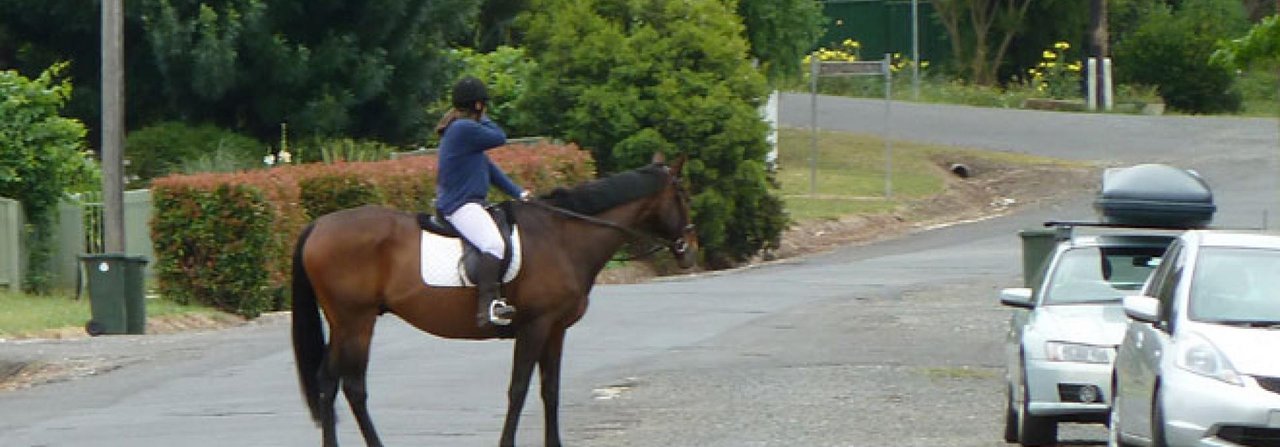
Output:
[420, 227, 522, 287]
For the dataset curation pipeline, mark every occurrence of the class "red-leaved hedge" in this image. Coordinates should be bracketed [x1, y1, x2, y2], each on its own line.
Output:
[151, 142, 594, 316]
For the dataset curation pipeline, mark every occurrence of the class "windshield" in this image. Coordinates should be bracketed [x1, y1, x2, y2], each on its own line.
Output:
[1189, 247, 1280, 325]
[1043, 246, 1166, 305]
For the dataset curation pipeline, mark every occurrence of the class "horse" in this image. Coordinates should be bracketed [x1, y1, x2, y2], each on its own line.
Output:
[291, 153, 697, 446]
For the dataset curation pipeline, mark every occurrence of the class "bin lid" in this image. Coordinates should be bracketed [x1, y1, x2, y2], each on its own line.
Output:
[78, 253, 150, 264]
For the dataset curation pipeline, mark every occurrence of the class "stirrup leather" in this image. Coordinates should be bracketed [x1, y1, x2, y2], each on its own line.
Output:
[488, 299, 516, 326]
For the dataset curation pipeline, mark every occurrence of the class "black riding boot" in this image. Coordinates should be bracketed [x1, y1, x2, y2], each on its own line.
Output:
[475, 253, 516, 327]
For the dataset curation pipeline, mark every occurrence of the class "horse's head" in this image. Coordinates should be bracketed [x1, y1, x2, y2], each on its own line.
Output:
[650, 152, 698, 269]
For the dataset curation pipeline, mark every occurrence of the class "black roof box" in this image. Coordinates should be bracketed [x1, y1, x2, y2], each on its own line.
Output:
[1093, 164, 1215, 229]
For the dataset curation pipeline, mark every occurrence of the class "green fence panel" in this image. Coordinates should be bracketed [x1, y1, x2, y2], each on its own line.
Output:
[0, 197, 23, 291]
[819, 0, 951, 64]
[55, 200, 86, 290]
[124, 189, 156, 278]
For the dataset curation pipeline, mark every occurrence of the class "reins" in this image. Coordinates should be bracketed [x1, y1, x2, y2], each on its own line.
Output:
[525, 199, 677, 261]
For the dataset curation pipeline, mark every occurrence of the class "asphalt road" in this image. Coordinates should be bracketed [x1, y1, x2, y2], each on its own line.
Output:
[1, 96, 1276, 447]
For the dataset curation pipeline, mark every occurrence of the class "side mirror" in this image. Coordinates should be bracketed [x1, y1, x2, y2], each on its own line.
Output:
[1000, 288, 1035, 309]
[1123, 295, 1160, 323]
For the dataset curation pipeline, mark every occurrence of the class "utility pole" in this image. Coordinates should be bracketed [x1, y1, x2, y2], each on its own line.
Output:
[911, 0, 920, 101]
[102, 0, 125, 253]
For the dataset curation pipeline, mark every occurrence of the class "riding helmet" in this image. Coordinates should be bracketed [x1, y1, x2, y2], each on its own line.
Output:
[451, 76, 489, 110]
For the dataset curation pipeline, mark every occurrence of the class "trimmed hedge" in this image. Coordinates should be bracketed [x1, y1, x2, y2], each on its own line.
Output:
[151, 142, 593, 317]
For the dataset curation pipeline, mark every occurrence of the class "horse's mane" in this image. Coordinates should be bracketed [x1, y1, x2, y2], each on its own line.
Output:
[541, 164, 668, 215]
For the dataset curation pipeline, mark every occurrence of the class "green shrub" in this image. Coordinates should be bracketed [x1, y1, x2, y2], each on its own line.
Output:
[151, 182, 275, 317]
[125, 121, 264, 184]
[1113, 0, 1248, 113]
[315, 138, 397, 163]
[299, 175, 384, 218]
[521, 0, 786, 268]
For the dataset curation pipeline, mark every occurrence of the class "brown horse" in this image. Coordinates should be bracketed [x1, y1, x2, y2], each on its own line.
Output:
[291, 153, 697, 446]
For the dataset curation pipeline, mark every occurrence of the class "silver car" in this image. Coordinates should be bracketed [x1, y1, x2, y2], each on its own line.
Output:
[1112, 230, 1280, 447]
[1003, 233, 1173, 446]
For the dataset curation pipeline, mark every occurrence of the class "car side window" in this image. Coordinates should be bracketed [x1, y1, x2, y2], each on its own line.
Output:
[1145, 243, 1180, 297]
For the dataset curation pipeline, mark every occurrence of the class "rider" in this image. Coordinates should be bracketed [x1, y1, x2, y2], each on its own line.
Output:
[435, 76, 530, 327]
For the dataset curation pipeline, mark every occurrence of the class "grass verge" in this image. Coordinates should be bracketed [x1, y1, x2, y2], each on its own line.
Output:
[776, 126, 1076, 221]
[0, 290, 226, 339]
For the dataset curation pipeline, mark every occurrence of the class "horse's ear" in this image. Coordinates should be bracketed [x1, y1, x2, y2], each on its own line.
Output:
[651, 152, 666, 165]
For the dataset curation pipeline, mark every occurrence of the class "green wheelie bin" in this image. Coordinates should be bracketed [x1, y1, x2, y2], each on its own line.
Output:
[80, 253, 149, 336]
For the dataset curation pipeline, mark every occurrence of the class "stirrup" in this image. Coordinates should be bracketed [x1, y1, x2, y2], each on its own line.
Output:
[488, 300, 516, 326]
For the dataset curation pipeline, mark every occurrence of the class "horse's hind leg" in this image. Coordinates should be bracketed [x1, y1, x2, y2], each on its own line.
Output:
[332, 316, 384, 447]
[317, 354, 341, 447]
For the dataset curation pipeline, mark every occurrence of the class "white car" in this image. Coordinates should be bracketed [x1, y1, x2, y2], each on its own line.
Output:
[1003, 232, 1174, 446]
[1111, 230, 1280, 447]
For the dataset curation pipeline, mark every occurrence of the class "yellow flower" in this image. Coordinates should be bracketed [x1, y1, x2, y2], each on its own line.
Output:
[1067, 62, 1082, 72]
[1043, 50, 1057, 60]
[1054, 41, 1070, 51]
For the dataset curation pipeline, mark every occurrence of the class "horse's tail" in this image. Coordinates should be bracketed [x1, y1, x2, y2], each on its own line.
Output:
[290, 223, 325, 423]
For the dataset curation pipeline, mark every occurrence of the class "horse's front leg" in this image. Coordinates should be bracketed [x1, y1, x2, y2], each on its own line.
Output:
[500, 318, 552, 446]
[538, 327, 567, 447]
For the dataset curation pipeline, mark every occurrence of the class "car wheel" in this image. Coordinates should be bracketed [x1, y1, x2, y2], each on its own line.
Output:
[1017, 370, 1058, 446]
[1004, 384, 1019, 443]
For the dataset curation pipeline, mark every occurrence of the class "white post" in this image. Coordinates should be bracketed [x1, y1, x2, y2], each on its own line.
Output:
[1086, 58, 1099, 111]
[1102, 57, 1114, 111]
[883, 54, 893, 199]
[764, 91, 779, 171]
[810, 53, 819, 195]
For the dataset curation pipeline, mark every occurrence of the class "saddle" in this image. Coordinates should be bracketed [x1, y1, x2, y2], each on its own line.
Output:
[416, 202, 517, 285]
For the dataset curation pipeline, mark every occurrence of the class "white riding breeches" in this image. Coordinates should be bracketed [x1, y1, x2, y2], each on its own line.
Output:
[445, 202, 506, 259]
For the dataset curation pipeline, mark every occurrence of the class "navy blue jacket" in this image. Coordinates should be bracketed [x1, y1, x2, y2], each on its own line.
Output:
[435, 117, 524, 215]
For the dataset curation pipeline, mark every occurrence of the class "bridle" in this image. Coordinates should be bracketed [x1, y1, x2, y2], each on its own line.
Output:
[526, 167, 695, 261]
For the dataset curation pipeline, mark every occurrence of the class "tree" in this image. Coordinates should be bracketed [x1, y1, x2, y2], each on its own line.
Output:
[520, 0, 785, 267]
[1002, 1, 1089, 83]
[737, 0, 826, 84]
[0, 64, 99, 293]
[1113, 0, 1248, 113]
[0, 0, 480, 146]
[934, 0, 1035, 85]
[140, 0, 477, 144]
[1213, 13, 1280, 69]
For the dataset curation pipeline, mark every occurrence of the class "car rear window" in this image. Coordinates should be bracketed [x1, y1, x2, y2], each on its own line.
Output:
[1189, 247, 1280, 324]
[1044, 246, 1167, 305]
